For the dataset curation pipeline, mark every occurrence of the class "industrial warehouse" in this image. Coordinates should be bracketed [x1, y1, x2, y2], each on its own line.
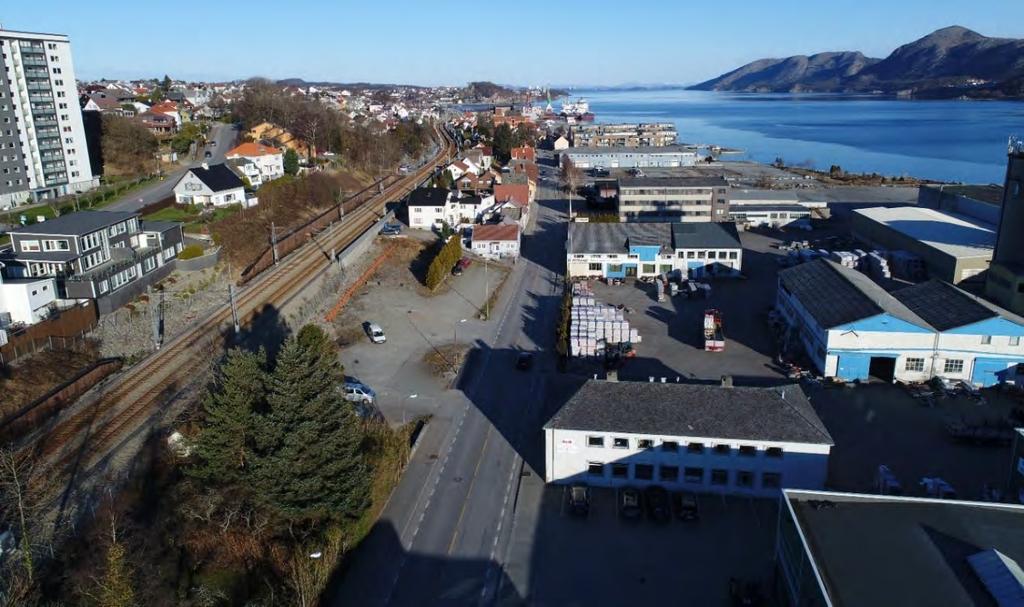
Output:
[567, 221, 743, 280]
[777, 258, 1024, 386]
[559, 145, 698, 169]
[544, 379, 833, 498]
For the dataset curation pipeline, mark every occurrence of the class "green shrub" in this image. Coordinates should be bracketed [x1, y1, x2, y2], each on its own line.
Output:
[178, 244, 205, 260]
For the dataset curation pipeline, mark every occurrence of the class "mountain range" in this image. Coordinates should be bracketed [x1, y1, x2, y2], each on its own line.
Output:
[690, 26, 1024, 99]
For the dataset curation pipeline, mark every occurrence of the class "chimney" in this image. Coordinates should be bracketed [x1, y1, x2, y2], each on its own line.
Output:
[720, 375, 733, 388]
[606, 369, 618, 382]
[201, 162, 209, 170]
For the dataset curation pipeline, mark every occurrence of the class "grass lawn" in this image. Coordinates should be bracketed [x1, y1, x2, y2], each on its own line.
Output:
[144, 203, 242, 233]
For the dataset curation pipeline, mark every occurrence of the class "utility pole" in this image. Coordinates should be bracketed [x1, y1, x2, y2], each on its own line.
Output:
[149, 286, 162, 350]
[484, 258, 490, 319]
[228, 284, 240, 335]
[271, 221, 279, 265]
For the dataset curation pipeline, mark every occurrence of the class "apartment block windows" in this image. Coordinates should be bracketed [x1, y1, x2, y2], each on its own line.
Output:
[661, 441, 679, 452]
[1012, 337, 1021, 347]
[905, 358, 925, 372]
[714, 444, 730, 456]
[710, 469, 729, 486]
[612, 437, 629, 449]
[762, 472, 782, 489]
[738, 446, 757, 457]
[637, 439, 654, 449]
[659, 465, 679, 482]
[587, 462, 605, 476]
[687, 442, 705, 454]
[944, 359, 964, 374]
[587, 436, 604, 448]
[981, 335, 992, 345]
[588, 263, 601, 271]
[611, 463, 628, 478]
[736, 471, 754, 488]
[765, 447, 784, 459]
[683, 467, 703, 484]
[634, 464, 653, 481]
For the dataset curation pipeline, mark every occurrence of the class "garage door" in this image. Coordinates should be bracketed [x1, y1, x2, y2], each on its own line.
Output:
[836, 354, 871, 381]
[971, 359, 1014, 387]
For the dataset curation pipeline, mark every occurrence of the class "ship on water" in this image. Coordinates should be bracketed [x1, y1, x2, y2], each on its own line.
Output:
[559, 97, 595, 121]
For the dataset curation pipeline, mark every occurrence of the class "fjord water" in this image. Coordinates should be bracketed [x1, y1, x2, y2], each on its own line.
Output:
[577, 89, 1024, 184]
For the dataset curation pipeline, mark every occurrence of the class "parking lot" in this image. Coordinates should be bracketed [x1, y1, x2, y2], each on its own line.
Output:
[332, 236, 510, 423]
[505, 484, 777, 606]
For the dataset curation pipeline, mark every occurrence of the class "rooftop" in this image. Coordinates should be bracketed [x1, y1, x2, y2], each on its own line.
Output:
[785, 489, 1024, 607]
[546, 380, 832, 445]
[564, 145, 699, 156]
[141, 220, 182, 234]
[472, 224, 519, 242]
[671, 222, 741, 250]
[894, 279, 1024, 331]
[10, 211, 138, 237]
[408, 187, 451, 207]
[226, 142, 283, 157]
[731, 189, 801, 203]
[853, 206, 995, 260]
[778, 259, 930, 330]
[619, 176, 729, 189]
[922, 184, 1004, 205]
[186, 163, 245, 192]
[568, 222, 741, 254]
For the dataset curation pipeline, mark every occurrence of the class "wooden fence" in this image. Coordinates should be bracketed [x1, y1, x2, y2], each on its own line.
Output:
[0, 302, 98, 366]
[0, 357, 123, 444]
[237, 175, 399, 286]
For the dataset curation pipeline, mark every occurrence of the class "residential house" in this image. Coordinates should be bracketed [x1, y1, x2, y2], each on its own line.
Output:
[246, 122, 315, 159]
[407, 187, 488, 230]
[552, 135, 570, 151]
[0, 211, 184, 314]
[226, 142, 285, 186]
[511, 146, 536, 162]
[149, 101, 182, 126]
[173, 163, 248, 207]
[136, 111, 177, 136]
[471, 224, 520, 260]
[0, 264, 57, 327]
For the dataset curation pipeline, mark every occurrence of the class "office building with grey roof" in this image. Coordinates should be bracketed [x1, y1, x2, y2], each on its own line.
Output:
[567, 221, 742, 280]
[776, 259, 1024, 386]
[543, 379, 832, 497]
[776, 489, 1024, 607]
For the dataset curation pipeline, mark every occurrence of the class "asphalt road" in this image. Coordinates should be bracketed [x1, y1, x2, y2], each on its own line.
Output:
[103, 122, 239, 213]
[332, 177, 568, 606]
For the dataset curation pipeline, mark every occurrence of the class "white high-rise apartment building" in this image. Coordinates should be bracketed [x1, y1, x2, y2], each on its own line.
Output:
[0, 28, 97, 209]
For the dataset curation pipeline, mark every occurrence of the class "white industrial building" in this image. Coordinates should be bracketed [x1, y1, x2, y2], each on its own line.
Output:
[729, 189, 815, 228]
[778, 259, 1024, 386]
[560, 145, 698, 169]
[567, 221, 743, 280]
[544, 379, 833, 497]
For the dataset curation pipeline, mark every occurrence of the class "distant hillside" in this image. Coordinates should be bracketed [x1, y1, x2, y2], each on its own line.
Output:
[690, 26, 1024, 99]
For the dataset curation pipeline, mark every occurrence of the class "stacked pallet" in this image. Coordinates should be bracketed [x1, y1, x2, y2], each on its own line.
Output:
[865, 251, 892, 279]
[830, 250, 865, 269]
[569, 282, 641, 358]
[890, 250, 926, 281]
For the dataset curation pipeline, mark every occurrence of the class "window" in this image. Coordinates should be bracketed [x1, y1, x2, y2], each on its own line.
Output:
[905, 358, 925, 372]
[710, 469, 729, 486]
[714, 444, 730, 456]
[662, 441, 679, 452]
[642, 264, 655, 273]
[1012, 337, 1021, 347]
[587, 436, 604, 448]
[707, 251, 717, 260]
[729, 251, 738, 260]
[588, 262, 601, 271]
[765, 447, 784, 459]
[982, 335, 992, 345]
[611, 463, 628, 478]
[762, 472, 782, 489]
[634, 464, 653, 480]
[738, 446, 757, 458]
[687, 442, 704, 454]
[608, 264, 623, 273]
[587, 462, 605, 476]
[944, 359, 964, 374]
[736, 471, 754, 488]
[660, 465, 679, 482]
[684, 467, 703, 484]
[637, 439, 654, 449]
[612, 437, 629, 449]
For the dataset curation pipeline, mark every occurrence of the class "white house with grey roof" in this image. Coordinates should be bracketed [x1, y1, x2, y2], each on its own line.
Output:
[544, 379, 833, 497]
[567, 221, 743, 280]
[777, 259, 1024, 386]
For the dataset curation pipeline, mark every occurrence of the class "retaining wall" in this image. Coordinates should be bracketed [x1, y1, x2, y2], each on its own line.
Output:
[177, 247, 221, 272]
[338, 212, 395, 269]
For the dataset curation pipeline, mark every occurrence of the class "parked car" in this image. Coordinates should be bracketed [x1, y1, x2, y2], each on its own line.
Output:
[672, 491, 700, 521]
[618, 487, 643, 519]
[379, 223, 402, 236]
[342, 381, 376, 405]
[452, 257, 471, 276]
[567, 485, 590, 517]
[515, 352, 534, 371]
[365, 322, 386, 344]
[644, 485, 671, 522]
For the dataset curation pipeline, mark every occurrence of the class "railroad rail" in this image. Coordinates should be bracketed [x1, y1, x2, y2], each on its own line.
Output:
[29, 124, 456, 479]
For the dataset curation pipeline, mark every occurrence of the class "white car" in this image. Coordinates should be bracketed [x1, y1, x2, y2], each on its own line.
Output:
[367, 322, 386, 344]
[343, 382, 376, 404]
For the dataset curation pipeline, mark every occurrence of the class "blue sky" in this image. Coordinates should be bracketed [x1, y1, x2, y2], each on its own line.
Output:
[10, 0, 1023, 86]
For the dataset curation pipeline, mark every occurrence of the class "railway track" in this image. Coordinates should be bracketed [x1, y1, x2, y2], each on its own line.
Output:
[32, 124, 456, 478]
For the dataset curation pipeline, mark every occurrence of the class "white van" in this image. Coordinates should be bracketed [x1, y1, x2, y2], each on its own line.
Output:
[367, 322, 386, 344]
